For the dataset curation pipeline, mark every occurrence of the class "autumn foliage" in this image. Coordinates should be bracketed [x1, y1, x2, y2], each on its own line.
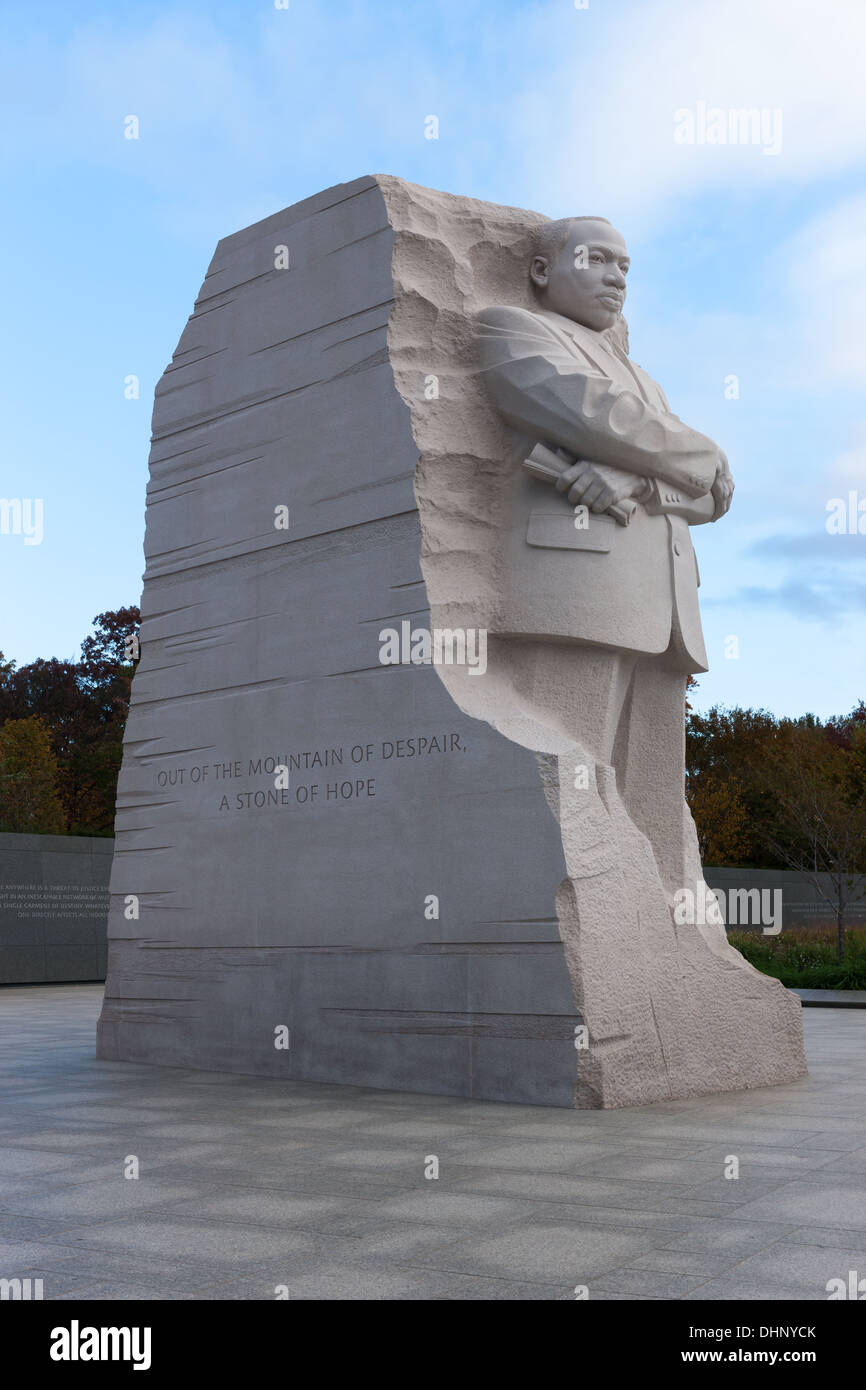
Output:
[0, 715, 66, 833]
[686, 698, 866, 872]
[0, 608, 139, 836]
[687, 694, 866, 959]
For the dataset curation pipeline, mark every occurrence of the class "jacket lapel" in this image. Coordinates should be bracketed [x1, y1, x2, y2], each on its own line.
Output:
[537, 310, 665, 410]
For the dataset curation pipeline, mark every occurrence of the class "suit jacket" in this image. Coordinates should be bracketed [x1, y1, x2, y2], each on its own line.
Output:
[474, 304, 721, 672]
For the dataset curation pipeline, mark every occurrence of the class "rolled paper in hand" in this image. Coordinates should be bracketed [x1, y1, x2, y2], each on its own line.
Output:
[522, 442, 637, 527]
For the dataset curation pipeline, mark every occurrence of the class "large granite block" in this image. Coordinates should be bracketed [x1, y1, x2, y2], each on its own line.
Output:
[96, 177, 580, 1105]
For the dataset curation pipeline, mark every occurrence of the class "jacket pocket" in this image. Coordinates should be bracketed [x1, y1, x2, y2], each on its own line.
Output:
[526, 511, 614, 552]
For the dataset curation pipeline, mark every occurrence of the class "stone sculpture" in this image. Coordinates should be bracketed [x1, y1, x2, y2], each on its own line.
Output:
[97, 178, 806, 1106]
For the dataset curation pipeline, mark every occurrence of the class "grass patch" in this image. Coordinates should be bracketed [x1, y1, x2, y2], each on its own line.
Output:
[728, 926, 866, 989]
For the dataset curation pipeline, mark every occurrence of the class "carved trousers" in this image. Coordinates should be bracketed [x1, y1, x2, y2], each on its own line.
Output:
[499, 638, 702, 898]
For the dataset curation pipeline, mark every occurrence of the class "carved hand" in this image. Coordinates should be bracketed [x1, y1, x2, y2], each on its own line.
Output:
[711, 452, 735, 518]
[555, 459, 645, 514]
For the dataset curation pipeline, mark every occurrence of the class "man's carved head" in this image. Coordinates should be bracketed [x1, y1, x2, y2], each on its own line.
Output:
[530, 217, 629, 335]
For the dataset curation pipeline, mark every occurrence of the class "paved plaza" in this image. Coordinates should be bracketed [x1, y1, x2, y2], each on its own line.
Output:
[1, 984, 865, 1300]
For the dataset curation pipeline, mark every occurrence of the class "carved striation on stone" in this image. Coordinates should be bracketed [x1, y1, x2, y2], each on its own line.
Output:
[97, 177, 579, 1106]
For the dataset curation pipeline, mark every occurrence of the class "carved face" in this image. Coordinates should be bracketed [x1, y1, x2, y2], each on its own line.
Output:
[531, 220, 629, 332]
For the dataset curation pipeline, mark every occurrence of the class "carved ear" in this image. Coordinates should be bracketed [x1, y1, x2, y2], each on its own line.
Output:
[529, 255, 549, 289]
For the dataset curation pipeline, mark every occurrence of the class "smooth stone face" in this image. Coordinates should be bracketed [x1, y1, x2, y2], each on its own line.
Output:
[97, 176, 806, 1108]
[0, 832, 111, 983]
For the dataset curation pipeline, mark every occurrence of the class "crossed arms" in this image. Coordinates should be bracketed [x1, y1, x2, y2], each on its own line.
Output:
[474, 305, 733, 518]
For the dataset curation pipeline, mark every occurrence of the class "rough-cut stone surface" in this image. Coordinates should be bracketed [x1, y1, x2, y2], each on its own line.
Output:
[97, 175, 806, 1107]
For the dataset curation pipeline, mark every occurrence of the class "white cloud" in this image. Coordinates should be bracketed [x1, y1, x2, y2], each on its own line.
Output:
[519, 0, 866, 225]
[780, 194, 866, 388]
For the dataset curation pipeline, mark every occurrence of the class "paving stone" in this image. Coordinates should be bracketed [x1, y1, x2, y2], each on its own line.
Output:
[1, 985, 865, 1300]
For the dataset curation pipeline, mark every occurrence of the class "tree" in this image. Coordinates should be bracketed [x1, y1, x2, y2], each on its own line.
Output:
[686, 705, 796, 867]
[686, 700, 866, 907]
[0, 716, 66, 833]
[79, 607, 139, 707]
[687, 772, 751, 865]
[757, 725, 866, 962]
[0, 607, 139, 834]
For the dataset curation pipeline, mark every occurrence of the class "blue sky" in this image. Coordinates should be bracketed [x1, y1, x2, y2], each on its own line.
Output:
[1, 0, 864, 719]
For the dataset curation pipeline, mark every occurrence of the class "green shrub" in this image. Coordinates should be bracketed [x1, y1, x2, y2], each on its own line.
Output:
[728, 927, 866, 989]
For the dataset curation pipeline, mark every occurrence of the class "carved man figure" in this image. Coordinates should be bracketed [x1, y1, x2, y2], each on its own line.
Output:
[474, 217, 734, 897]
